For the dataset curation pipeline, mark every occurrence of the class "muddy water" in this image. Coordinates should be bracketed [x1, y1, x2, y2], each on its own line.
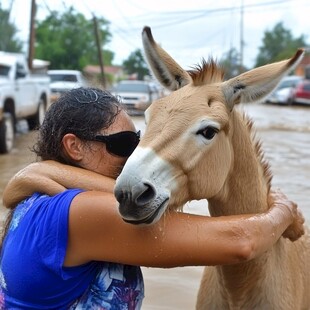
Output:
[0, 103, 309, 309]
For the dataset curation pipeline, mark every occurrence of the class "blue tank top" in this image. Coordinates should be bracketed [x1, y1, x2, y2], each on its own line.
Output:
[0, 189, 144, 309]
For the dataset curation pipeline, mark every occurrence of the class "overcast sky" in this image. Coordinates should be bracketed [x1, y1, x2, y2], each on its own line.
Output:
[2, 0, 309, 69]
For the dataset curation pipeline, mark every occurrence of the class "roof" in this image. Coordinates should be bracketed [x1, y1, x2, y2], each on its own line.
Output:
[48, 69, 83, 74]
[299, 55, 310, 65]
[33, 59, 50, 69]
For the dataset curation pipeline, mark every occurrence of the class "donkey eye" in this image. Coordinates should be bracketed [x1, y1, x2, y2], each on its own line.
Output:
[197, 126, 219, 140]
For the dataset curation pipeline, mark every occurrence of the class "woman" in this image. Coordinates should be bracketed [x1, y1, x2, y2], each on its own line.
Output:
[0, 87, 304, 309]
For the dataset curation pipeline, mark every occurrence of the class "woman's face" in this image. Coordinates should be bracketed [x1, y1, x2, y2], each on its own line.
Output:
[80, 110, 137, 179]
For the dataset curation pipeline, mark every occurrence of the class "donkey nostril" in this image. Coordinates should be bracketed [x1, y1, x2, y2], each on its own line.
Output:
[115, 181, 156, 206]
[135, 182, 156, 206]
[114, 189, 129, 204]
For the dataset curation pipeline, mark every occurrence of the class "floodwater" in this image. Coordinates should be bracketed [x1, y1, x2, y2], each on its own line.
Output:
[0, 102, 309, 309]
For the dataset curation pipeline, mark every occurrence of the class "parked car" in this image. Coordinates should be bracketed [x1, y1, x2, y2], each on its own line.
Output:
[0, 51, 50, 153]
[264, 75, 303, 105]
[48, 70, 89, 103]
[111, 80, 162, 114]
[290, 80, 310, 106]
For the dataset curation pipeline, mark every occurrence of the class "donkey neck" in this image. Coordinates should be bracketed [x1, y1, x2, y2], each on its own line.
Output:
[206, 109, 273, 304]
[209, 109, 270, 217]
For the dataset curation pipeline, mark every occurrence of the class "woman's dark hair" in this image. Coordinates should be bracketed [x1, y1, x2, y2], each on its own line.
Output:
[1, 88, 124, 248]
[33, 87, 124, 165]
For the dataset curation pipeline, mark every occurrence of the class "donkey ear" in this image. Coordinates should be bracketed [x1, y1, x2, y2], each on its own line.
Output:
[142, 26, 191, 91]
[222, 49, 305, 110]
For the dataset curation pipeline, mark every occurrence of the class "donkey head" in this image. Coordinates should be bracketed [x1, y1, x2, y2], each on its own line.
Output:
[114, 26, 304, 225]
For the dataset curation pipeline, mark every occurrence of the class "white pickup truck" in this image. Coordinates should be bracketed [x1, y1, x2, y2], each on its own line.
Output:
[0, 52, 50, 153]
[48, 69, 89, 103]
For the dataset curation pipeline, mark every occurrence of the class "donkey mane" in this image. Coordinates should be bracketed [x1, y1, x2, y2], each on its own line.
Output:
[188, 58, 224, 86]
[242, 111, 273, 191]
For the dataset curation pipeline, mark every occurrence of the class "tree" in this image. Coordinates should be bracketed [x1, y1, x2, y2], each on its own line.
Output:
[122, 49, 150, 80]
[255, 22, 308, 67]
[35, 7, 114, 70]
[219, 47, 247, 79]
[0, 5, 23, 52]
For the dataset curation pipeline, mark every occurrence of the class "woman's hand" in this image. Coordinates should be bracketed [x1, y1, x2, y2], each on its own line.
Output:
[268, 189, 305, 241]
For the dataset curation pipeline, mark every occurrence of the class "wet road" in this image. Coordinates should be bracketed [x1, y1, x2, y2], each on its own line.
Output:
[0, 102, 309, 309]
[0, 121, 37, 222]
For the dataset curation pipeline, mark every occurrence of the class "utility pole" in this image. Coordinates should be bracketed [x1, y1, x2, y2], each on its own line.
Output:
[239, 0, 244, 73]
[93, 15, 106, 89]
[28, 0, 36, 71]
[8, 0, 14, 14]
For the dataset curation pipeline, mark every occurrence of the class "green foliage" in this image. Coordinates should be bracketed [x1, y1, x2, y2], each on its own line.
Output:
[0, 5, 23, 52]
[122, 49, 150, 80]
[35, 7, 114, 70]
[220, 47, 247, 79]
[255, 22, 308, 67]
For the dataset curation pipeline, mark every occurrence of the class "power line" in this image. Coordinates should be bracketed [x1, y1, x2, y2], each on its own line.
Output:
[40, 0, 52, 14]
[103, 0, 304, 64]
[118, 0, 294, 31]
[135, 0, 293, 17]
[80, 0, 96, 17]
[18, 0, 308, 68]
[110, 0, 135, 29]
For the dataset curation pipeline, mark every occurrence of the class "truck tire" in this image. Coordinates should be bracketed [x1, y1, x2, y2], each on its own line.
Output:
[0, 112, 15, 154]
[27, 98, 46, 130]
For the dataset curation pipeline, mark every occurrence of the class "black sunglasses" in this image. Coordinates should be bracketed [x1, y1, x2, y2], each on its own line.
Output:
[90, 130, 141, 157]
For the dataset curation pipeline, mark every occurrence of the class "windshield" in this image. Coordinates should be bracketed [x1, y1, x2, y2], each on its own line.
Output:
[49, 74, 78, 82]
[115, 83, 149, 93]
[0, 65, 10, 77]
[278, 78, 301, 89]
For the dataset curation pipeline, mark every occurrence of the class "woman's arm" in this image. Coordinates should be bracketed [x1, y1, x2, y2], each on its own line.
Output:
[3, 160, 115, 208]
[4, 162, 304, 266]
[65, 189, 305, 268]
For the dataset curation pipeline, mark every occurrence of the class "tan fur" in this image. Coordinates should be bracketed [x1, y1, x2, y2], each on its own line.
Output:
[141, 27, 310, 309]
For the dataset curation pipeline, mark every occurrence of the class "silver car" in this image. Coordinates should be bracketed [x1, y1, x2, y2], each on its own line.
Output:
[264, 75, 303, 105]
[112, 80, 162, 115]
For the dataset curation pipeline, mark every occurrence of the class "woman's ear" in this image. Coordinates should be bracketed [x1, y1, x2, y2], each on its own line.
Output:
[62, 134, 84, 161]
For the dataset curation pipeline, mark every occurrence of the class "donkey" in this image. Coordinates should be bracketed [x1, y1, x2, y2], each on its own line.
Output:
[114, 26, 310, 309]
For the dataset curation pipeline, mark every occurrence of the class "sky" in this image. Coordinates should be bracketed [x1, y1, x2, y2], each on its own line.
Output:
[2, 0, 310, 69]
